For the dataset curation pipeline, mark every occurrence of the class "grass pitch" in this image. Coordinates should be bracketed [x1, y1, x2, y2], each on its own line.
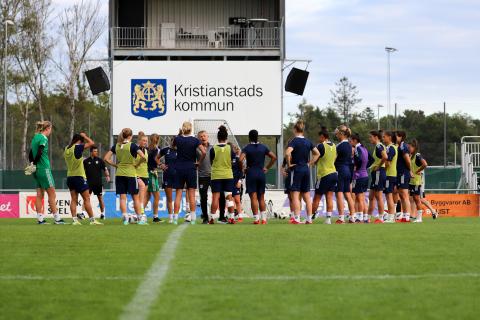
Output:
[0, 218, 479, 320]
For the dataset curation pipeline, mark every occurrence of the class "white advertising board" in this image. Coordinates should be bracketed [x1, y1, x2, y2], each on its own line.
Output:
[19, 192, 102, 218]
[112, 61, 282, 136]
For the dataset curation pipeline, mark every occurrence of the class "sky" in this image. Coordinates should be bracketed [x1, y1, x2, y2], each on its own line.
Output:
[52, 0, 480, 121]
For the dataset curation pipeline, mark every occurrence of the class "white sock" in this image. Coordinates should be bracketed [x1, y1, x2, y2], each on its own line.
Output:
[168, 213, 173, 221]
[357, 213, 363, 221]
[260, 211, 267, 221]
[72, 216, 78, 222]
[191, 212, 196, 221]
[326, 212, 332, 218]
[294, 214, 300, 222]
[405, 212, 410, 221]
[417, 210, 423, 221]
[253, 214, 259, 221]
[36, 213, 44, 222]
[338, 214, 345, 221]
[173, 213, 178, 221]
[364, 214, 370, 221]
[53, 213, 61, 221]
[306, 215, 312, 223]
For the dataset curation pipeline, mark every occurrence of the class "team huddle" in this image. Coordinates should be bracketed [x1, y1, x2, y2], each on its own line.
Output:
[26, 119, 437, 225]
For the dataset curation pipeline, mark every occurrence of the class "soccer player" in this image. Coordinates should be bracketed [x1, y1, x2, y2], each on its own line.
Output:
[64, 133, 102, 225]
[160, 135, 177, 224]
[383, 131, 398, 223]
[173, 121, 206, 225]
[240, 129, 277, 224]
[208, 126, 239, 224]
[135, 131, 149, 223]
[104, 128, 147, 225]
[312, 127, 337, 225]
[366, 130, 388, 223]
[82, 146, 110, 220]
[350, 133, 369, 223]
[29, 121, 65, 225]
[231, 144, 245, 222]
[334, 125, 356, 224]
[396, 131, 412, 222]
[408, 139, 428, 223]
[147, 134, 162, 223]
[285, 120, 320, 224]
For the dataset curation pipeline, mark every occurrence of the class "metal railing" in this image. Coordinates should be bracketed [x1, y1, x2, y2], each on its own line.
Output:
[112, 26, 282, 50]
[461, 136, 480, 191]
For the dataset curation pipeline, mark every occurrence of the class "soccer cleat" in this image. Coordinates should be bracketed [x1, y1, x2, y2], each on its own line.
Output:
[123, 219, 129, 226]
[413, 219, 423, 223]
[208, 218, 215, 225]
[54, 219, 66, 225]
[37, 220, 49, 225]
[72, 220, 82, 226]
[100, 214, 105, 220]
[348, 219, 355, 224]
[190, 220, 196, 225]
[305, 221, 312, 224]
[261, 220, 267, 225]
[89, 220, 103, 225]
[400, 218, 410, 223]
[335, 219, 345, 224]
[324, 219, 332, 225]
[237, 217, 243, 223]
[152, 217, 162, 223]
[290, 219, 301, 224]
[373, 219, 384, 224]
[138, 220, 148, 225]
[168, 219, 174, 224]
[354, 219, 362, 224]
[173, 220, 178, 225]
[253, 220, 260, 225]
[432, 210, 439, 220]
[227, 218, 236, 224]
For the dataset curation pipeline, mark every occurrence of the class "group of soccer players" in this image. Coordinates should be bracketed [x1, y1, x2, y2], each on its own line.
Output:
[284, 120, 437, 225]
[28, 119, 436, 225]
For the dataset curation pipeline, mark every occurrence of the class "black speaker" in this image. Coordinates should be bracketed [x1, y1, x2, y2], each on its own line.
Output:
[85, 67, 110, 95]
[285, 68, 309, 95]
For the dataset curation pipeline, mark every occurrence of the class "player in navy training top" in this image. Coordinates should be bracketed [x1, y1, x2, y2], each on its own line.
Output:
[395, 131, 412, 221]
[160, 135, 178, 223]
[285, 120, 320, 224]
[240, 129, 277, 224]
[172, 122, 206, 224]
[334, 125, 356, 224]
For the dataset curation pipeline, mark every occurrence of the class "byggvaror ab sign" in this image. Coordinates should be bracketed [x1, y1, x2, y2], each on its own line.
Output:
[112, 61, 282, 135]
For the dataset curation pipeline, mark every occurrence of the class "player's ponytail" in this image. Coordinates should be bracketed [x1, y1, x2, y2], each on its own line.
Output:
[217, 125, 228, 142]
[117, 128, 133, 145]
[293, 120, 305, 133]
[35, 120, 52, 133]
[68, 133, 84, 149]
[181, 121, 192, 135]
[148, 134, 160, 150]
[248, 129, 259, 143]
[319, 126, 329, 139]
[410, 138, 419, 153]
[336, 125, 351, 138]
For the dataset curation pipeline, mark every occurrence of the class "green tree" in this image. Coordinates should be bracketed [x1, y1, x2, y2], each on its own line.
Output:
[328, 77, 362, 124]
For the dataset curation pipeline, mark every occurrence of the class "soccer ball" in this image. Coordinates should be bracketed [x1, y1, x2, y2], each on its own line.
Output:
[274, 211, 289, 220]
[128, 214, 138, 224]
[184, 213, 191, 222]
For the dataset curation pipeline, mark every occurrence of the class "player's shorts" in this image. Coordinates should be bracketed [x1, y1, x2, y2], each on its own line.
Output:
[289, 165, 310, 193]
[88, 183, 103, 196]
[384, 176, 397, 194]
[211, 178, 234, 193]
[409, 184, 422, 196]
[336, 170, 352, 193]
[315, 172, 338, 195]
[137, 177, 149, 186]
[370, 168, 387, 191]
[115, 176, 139, 195]
[352, 177, 369, 194]
[33, 168, 55, 190]
[162, 171, 175, 189]
[246, 168, 266, 195]
[148, 172, 160, 192]
[67, 176, 89, 194]
[174, 167, 197, 189]
[284, 171, 291, 194]
[232, 179, 242, 196]
[397, 172, 411, 189]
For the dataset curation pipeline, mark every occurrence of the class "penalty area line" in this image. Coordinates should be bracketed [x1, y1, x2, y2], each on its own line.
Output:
[119, 224, 188, 320]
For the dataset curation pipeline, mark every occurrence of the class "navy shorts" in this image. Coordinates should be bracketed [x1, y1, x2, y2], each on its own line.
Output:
[409, 184, 422, 196]
[289, 165, 310, 193]
[397, 172, 411, 189]
[315, 172, 338, 195]
[162, 171, 175, 189]
[246, 168, 266, 195]
[211, 179, 234, 193]
[67, 176, 89, 194]
[115, 176, 139, 195]
[370, 169, 387, 191]
[232, 179, 242, 196]
[385, 176, 397, 194]
[174, 167, 197, 189]
[88, 183, 103, 196]
[352, 177, 369, 194]
[284, 171, 291, 194]
[138, 177, 149, 186]
[336, 170, 352, 193]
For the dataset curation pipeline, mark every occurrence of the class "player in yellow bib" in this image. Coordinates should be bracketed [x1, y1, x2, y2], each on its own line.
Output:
[367, 130, 388, 223]
[64, 133, 102, 225]
[135, 131, 149, 223]
[408, 139, 428, 223]
[209, 126, 237, 224]
[383, 131, 398, 223]
[104, 128, 147, 225]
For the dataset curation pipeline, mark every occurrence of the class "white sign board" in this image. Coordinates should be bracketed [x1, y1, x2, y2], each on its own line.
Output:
[112, 61, 282, 136]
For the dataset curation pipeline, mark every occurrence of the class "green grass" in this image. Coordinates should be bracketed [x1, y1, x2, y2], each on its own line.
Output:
[0, 218, 479, 320]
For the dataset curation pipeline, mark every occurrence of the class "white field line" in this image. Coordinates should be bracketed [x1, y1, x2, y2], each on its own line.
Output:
[119, 224, 188, 320]
[2, 272, 479, 282]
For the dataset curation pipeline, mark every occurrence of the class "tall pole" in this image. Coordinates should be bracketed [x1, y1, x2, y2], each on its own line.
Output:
[385, 47, 397, 130]
[377, 104, 384, 131]
[394, 102, 398, 129]
[444, 102, 447, 167]
[3, 20, 14, 172]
